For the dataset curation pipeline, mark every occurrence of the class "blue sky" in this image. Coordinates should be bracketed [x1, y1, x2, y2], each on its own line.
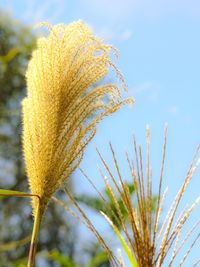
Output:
[1, 0, 200, 265]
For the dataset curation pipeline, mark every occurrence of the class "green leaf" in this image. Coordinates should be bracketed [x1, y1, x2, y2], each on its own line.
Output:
[0, 189, 34, 198]
[101, 212, 138, 267]
[86, 251, 109, 267]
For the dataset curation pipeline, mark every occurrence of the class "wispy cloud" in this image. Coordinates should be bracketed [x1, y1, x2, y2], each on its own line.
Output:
[130, 81, 160, 102]
[119, 29, 133, 41]
[3, 0, 200, 26]
[168, 105, 179, 116]
[2, 0, 66, 24]
[79, 0, 200, 22]
[79, 0, 136, 22]
[95, 27, 132, 42]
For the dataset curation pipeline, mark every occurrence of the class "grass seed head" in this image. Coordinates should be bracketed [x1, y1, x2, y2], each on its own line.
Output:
[22, 21, 133, 216]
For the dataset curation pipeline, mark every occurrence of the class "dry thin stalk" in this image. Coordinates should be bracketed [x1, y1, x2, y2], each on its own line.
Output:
[54, 129, 200, 266]
[170, 226, 183, 264]
[146, 126, 153, 237]
[157, 162, 199, 266]
[117, 248, 126, 267]
[81, 167, 125, 230]
[77, 129, 199, 267]
[153, 127, 168, 252]
[52, 196, 88, 227]
[169, 220, 200, 266]
[63, 187, 120, 266]
[81, 166, 133, 251]
[193, 259, 200, 267]
[179, 233, 200, 267]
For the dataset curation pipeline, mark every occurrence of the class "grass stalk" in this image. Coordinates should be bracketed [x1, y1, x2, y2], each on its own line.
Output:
[27, 197, 41, 267]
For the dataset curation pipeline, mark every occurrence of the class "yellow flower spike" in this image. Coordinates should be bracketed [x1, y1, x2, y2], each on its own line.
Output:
[22, 20, 133, 219]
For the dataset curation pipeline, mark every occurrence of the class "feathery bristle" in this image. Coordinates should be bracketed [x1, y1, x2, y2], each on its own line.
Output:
[96, 129, 200, 267]
[22, 21, 133, 216]
[58, 129, 200, 267]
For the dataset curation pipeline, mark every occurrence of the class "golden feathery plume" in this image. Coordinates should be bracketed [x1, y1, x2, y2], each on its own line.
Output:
[22, 20, 133, 218]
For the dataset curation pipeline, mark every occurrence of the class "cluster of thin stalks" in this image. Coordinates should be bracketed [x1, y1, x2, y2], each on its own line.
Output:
[54, 128, 200, 267]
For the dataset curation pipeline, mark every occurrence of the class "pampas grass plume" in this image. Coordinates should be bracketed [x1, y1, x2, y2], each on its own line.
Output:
[22, 21, 133, 217]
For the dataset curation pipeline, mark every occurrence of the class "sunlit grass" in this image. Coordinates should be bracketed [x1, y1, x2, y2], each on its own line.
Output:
[55, 127, 200, 267]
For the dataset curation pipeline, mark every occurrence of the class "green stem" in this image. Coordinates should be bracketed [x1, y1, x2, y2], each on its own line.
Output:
[27, 197, 41, 267]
